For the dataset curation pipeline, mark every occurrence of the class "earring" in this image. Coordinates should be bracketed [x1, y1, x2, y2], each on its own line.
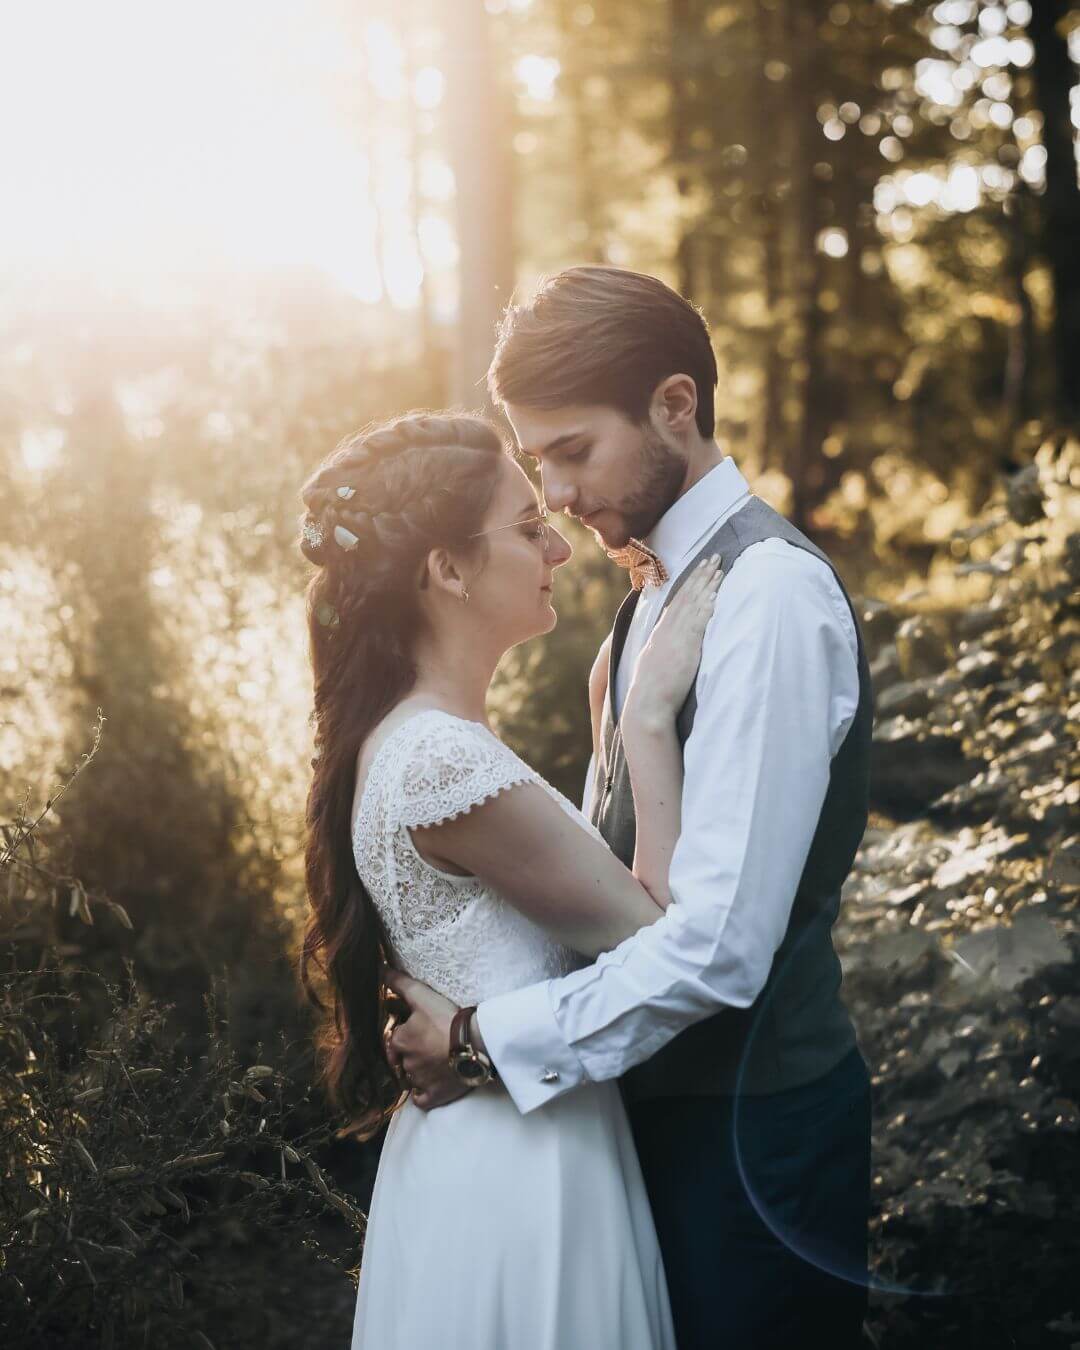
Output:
[461, 588, 470, 604]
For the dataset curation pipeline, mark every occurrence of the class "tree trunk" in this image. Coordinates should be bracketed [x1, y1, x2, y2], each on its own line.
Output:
[558, 0, 605, 263]
[444, 0, 514, 410]
[400, 0, 438, 375]
[359, 49, 390, 312]
[751, 0, 787, 472]
[1027, 0, 1080, 422]
[785, 0, 827, 531]
[1000, 189, 1035, 463]
[669, 0, 698, 299]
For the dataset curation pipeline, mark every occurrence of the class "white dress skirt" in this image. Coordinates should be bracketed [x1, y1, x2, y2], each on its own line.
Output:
[349, 708, 675, 1350]
[352, 1083, 674, 1349]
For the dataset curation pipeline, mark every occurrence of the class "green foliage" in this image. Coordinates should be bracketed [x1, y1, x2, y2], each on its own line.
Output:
[1, 800, 359, 1350]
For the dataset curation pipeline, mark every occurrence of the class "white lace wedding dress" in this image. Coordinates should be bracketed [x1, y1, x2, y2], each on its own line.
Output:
[349, 707, 675, 1350]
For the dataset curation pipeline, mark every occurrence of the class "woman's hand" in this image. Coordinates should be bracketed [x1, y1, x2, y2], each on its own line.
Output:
[383, 970, 472, 1111]
[624, 555, 722, 729]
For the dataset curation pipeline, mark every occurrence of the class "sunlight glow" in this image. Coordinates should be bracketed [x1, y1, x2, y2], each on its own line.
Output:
[818, 228, 850, 259]
[0, 1, 452, 309]
[915, 59, 963, 108]
[365, 20, 407, 99]
[515, 55, 561, 101]
[875, 159, 986, 219]
[415, 66, 446, 110]
[20, 429, 66, 474]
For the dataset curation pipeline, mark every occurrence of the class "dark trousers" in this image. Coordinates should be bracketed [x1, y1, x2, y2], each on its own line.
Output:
[627, 1048, 872, 1350]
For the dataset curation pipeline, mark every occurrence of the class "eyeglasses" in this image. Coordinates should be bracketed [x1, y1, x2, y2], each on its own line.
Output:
[418, 510, 552, 590]
[469, 510, 552, 551]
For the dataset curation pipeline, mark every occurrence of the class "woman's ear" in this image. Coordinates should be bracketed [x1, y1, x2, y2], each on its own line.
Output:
[651, 373, 698, 437]
[422, 546, 468, 602]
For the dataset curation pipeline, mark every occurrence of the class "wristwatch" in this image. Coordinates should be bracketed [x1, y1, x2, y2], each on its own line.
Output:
[448, 1005, 497, 1088]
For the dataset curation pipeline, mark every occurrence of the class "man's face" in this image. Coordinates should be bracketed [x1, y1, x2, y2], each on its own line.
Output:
[504, 401, 688, 551]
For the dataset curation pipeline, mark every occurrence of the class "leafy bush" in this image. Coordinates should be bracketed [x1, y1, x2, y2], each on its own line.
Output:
[1, 769, 361, 1350]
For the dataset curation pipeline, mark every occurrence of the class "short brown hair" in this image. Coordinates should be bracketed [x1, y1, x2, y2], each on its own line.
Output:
[487, 265, 718, 438]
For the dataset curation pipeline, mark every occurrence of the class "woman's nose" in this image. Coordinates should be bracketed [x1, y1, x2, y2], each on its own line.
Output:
[547, 526, 573, 568]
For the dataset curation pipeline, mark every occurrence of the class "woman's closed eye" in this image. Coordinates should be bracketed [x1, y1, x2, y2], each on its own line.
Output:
[524, 518, 550, 546]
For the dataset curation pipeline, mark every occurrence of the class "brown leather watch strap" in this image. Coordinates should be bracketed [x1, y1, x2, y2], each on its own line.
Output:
[449, 1004, 499, 1084]
[450, 1004, 477, 1058]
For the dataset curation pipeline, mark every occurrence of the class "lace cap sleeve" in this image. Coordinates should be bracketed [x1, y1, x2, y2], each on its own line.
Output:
[396, 712, 538, 831]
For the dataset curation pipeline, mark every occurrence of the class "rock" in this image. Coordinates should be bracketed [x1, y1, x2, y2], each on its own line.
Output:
[951, 912, 1068, 991]
[954, 604, 1008, 641]
[928, 672, 963, 703]
[876, 678, 936, 719]
[1047, 840, 1080, 890]
[895, 615, 951, 680]
[1039, 800, 1080, 836]
[1049, 996, 1080, 1029]
[857, 597, 899, 660]
[871, 718, 979, 817]
[931, 768, 1010, 819]
[955, 646, 1005, 689]
[1004, 464, 1045, 526]
[869, 643, 903, 694]
[1063, 532, 1080, 586]
[873, 928, 937, 973]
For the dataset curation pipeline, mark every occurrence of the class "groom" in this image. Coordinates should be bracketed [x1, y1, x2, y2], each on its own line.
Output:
[385, 266, 872, 1349]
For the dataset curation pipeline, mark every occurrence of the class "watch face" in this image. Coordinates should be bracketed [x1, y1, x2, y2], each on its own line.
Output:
[457, 1058, 487, 1083]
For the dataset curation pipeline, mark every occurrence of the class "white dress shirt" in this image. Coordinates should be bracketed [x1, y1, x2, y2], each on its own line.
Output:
[476, 459, 861, 1114]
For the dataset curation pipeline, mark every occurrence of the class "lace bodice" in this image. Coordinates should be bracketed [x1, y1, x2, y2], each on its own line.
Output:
[352, 708, 600, 1005]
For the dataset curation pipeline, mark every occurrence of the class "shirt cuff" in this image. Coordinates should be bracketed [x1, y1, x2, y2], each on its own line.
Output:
[476, 980, 589, 1115]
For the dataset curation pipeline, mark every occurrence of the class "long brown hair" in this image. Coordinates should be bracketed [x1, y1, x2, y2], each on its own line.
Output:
[298, 412, 507, 1136]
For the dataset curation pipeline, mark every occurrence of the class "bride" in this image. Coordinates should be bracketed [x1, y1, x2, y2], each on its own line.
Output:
[298, 412, 721, 1350]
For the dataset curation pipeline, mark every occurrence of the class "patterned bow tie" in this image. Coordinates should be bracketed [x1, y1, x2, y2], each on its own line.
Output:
[606, 537, 669, 591]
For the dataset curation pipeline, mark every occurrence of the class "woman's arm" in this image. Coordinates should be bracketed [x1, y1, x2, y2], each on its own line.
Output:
[588, 634, 611, 766]
[622, 555, 721, 908]
[412, 779, 662, 958]
[623, 717, 685, 910]
[412, 558, 722, 958]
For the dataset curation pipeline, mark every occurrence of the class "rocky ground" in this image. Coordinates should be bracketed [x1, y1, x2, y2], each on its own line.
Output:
[838, 437, 1080, 1348]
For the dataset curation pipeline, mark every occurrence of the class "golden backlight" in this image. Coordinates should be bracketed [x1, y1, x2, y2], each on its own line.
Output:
[0, 0, 455, 303]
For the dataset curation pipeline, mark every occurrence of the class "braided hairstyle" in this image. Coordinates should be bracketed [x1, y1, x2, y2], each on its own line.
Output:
[298, 411, 508, 1135]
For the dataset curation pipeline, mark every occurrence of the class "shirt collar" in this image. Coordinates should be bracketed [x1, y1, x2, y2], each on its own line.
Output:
[645, 457, 751, 575]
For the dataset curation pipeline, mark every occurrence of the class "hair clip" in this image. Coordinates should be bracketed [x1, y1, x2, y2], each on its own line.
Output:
[334, 525, 360, 551]
[302, 518, 324, 549]
[336, 485, 356, 501]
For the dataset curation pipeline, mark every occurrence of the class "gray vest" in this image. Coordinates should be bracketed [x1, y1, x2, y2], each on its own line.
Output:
[592, 496, 871, 1101]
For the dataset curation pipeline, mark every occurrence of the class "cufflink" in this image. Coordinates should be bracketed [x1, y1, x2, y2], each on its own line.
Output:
[540, 1069, 560, 1084]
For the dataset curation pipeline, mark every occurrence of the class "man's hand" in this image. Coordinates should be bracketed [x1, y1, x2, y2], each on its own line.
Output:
[383, 969, 471, 1112]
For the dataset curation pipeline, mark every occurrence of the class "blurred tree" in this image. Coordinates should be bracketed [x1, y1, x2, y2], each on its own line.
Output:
[444, 0, 515, 408]
[400, 0, 439, 366]
[1028, 0, 1080, 421]
[505, 0, 1075, 528]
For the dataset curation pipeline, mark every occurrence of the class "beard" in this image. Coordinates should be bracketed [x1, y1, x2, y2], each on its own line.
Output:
[610, 425, 687, 544]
